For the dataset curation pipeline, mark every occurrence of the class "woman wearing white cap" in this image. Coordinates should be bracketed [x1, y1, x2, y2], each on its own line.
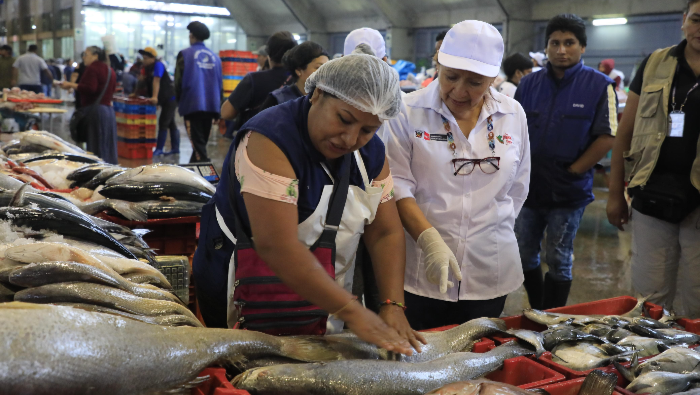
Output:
[386, 20, 531, 329]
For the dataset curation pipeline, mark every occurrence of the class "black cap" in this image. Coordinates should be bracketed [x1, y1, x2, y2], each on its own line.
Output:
[187, 21, 210, 41]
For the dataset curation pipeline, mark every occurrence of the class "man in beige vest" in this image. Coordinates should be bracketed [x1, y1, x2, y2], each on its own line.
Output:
[608, 0, 700, 318]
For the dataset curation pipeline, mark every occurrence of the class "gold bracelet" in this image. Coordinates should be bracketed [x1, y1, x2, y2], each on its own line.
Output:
[330, 296, 358, 317]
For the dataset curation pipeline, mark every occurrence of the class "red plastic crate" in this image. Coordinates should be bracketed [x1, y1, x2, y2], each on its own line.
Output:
[421, 324, 495, 353]
[117, 140, 156, 159]
[97, 214, 200, 256]
[192, 368, 250, 395]
[484, 356, 565, 389]
[535, 377, 633, 395]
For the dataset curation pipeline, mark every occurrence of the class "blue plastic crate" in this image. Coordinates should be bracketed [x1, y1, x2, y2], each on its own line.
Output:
[124, 104, 157, 115]
[222, 75, 244, 80]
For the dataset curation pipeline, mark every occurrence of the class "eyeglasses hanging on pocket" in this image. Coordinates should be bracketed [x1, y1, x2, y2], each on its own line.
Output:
[452, 157, 500, 176]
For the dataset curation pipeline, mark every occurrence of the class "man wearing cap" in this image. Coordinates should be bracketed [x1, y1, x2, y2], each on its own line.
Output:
[514, 14, 617, 310]
[220, 31, 297, 132]
[136, 47, 179, 156]
[385, 20, 530, 329]
[174, 21, 223, 163]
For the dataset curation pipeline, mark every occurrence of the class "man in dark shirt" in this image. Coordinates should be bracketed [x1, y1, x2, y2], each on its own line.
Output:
[219, 31, 297, 132]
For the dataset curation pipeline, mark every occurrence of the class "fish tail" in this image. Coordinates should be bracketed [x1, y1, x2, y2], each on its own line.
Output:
[578, 370, 618, 395]
[110, 200, 148, 222]
[9, 183, 30, 207]
[279, 337, 342, 362]
[613, 360, 636, 383]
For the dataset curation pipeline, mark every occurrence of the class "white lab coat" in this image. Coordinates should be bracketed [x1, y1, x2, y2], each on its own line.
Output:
[385, 80, 531, 301]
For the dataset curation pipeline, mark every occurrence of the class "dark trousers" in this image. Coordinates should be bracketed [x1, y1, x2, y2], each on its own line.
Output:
[157, 100, 180, 152]
[19, 84, 42, 94]
[184, 112, 215, 163]
[404, 291, 507, 330]
[351, 240, 381, 313]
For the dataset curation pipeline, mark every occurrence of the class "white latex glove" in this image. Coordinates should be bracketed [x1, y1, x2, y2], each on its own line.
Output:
[417, 227, 462, 293]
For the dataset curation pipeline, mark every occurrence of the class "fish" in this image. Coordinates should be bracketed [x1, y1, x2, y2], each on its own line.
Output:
[4, 242, 170, 289]
[617, 335, 676, 357]
[675, 388, 700, 394]
[123, 272, 167, 285]
[232, 342, 535, 395]
[542, 326, 608, 351]
[99, 182, 213, 203]
[58, 302, 203, 327]
[629, 325, 700, 344]
[577, 369, 618, 395]
[0, 303, 342, 395]
[77, 199, 148, 222]
[425, 379, 536, 394]
[81, 168, 126, 190]
[129, 200, 205, 219]
[630, 316, 673, 329]
[19, 131, 98, 159]
[505, 328, 546, 358]
[606, 327, 636, 343]
[67, 163, 113, 182]
[107, 163, 216, 194]
[296, 317, 508, 363]
[635, 347, 700, 376]
[0, 207, 137, 260]
[20, 152, 102, 164]
[8, 261, 183, 305]
[626, 370, 700, 394]
[524, 297, 649, 327]
[551, 341, 631, 371]
[581, 323, 615, 338]
[0, 173, 28, 190]
[14, 282, 197, 320]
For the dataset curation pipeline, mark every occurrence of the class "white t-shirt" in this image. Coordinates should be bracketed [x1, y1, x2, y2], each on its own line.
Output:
[498, 80, 517, 98]
[13, 53, 48, 86]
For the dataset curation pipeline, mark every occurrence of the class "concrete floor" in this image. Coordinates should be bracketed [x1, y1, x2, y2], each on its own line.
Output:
[16, 107, 637, 317]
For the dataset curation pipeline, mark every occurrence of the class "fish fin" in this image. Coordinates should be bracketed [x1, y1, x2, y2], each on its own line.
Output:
[578, 370, 617, 395]
[110, 201, 148, 222]
[613, 360, 636, 383]
[159, 375, 211, 394]
[9, 183, 30, 207]
[280, 337, 343, 362]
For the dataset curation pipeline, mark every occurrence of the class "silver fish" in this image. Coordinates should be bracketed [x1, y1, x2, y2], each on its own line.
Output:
[58, 302, 203, 327]
[617, 335, 676, 357]
[0, 303, 341, 395]
[233, 342, 535, 395]
[506, 328, 546, 358]
[107, 163, 216, 194]
[523, 296, 649, 327]
[635, 347, 700, 376]
[425, 379, 535, 394]
[542, 326, 608, 351]
[627, 370, 700, 394]
[551, 341, 631, 371]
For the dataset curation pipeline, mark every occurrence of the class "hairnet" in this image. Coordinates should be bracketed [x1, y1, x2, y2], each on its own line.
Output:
[305, 52, 402, 121]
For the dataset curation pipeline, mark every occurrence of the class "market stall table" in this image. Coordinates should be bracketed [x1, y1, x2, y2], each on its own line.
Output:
[16, 107, 67, 134]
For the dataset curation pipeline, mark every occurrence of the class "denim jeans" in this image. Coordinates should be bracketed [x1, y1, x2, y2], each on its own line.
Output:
[514, 206, 586, 282]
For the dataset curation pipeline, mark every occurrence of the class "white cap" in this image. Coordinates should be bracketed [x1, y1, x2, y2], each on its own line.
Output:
[437, 20, 504, 78]
[529, 52, 546, 65]
[343, 28, 386, 59]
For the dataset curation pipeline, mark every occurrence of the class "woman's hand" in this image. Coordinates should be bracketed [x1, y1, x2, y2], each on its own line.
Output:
[607, 190, 630, 231]
[379, 304, 427, 353]
[148, 96, 158, 104]
[60, 81, 76, 90]
[337, 301, 416, 356]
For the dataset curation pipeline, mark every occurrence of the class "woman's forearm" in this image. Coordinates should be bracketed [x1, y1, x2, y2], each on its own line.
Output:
[396, 197, 433, 241]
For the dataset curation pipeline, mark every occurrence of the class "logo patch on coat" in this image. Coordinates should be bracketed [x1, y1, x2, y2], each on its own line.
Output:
[415, 130, 424, 138]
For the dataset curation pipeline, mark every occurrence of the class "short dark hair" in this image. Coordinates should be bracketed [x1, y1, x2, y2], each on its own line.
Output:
[1, 45, 11, 54]
[687, 0, 700, 13]
[282, 41, 329, 81]
[503, 53, 534, 79]
[545, 14, 587, 48]
[86, 46, 107, 62]
[436, 30, 448, 42]
[28, 44, 38, 52]
[267, 31, 298, 64]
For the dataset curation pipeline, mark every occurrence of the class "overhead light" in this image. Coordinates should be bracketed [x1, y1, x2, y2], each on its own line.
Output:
[31, 25, 36, 30]
[167, 23, 174, 27]
[592, 18, 627, 26]
[293, 34, 300, 41]
[227, 38, 237, 44]
[82, 0, 230, 16]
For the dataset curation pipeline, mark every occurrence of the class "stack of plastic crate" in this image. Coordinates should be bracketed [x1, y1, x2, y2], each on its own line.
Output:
[220, 50, 257, 97]
[114, 97, 158, 159]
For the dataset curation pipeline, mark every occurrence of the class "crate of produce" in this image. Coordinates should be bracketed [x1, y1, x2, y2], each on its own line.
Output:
[484, 355, 565, 389]
[534, 377, 633, 395]
[421, 324, 495, 353]
[118, 124, 157, 140]
[117, 140, 156, 159]
[192, 368, 251, 395]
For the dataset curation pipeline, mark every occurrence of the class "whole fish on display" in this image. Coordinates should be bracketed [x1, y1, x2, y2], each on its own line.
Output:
[629, 325, 700, 344]
[107, 163, 216, 194]
[0, 207, 137, 259]
[58, 302, 203, 327]
[550, 341, 633, 371]
[634, 347, 700, 376]
[233, 342, 535, 395]
[616, 335, 675, 357]
[0, 303, 341, 395]
[128, 200, 206, 219]
[81, 168, 126, 190]
[78, 199, 148, 222]
[425, 379, 540, 394]
[626, 370, 700, 394]
[541, 325, 608, 350]
[20, 152, 102, 164]
[100, 182, 213, 203]
[66, 163, 116, 184]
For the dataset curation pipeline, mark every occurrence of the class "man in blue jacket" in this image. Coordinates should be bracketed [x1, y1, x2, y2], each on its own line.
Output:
[514, 14, 617, 309]
[174, 21, 223, 163]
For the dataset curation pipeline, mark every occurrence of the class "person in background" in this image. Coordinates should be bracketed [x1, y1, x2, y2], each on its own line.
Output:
[174, 21, 222, 163]
[220, 31, 297, 130]
[607, 0, 700, 318]
[121, 63, 138, 96]
[71, 56, 87, 108]
[499, 53, 534, 98]
[136, 47, 179, 156]
[60, 46, 118, 164]
[0, 45, 15, 91]
[63, 58, 74, 82]
[514, 14, 617, 310]
[598, 59, 625, 91]
[344, 28, 388, 63]
[254, 45, 269, 71]
[421, 30, 448, 88]
[530, 52, 546, 72]
[46, 59, 62, 98]
[109, 52, 126, 82]
[386, 20, 530, 329]
[12, 45, 53, 94]
[259, 41, 329, 111]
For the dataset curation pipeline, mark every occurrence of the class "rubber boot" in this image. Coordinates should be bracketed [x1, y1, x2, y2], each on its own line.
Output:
[542, 272, 572, 310]
[167, 128, 181, 155]
[522, 266, 544, 310]
[153, 129, 168, 156]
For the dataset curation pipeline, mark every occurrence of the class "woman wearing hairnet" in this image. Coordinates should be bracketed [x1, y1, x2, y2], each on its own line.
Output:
[192, 50, 424, 355]
[386, 20, 531, 330]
